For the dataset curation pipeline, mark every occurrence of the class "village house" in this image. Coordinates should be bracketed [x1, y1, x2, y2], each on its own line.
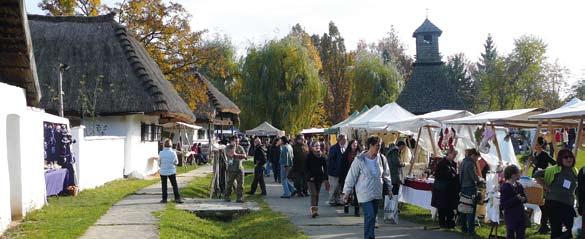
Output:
[28, 13, 196, 178]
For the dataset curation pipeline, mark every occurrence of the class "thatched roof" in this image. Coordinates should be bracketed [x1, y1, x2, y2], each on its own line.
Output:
[397, 63, 467, 115]
[192, 72, 240, 125]
[0, 0, 40, 106]
[28, 14, 195, 123]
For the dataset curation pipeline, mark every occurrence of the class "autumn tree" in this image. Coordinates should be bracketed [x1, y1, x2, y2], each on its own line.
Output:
[312, 22, 353, 124]
[351, 50, 403, 109]
[568, 70, 585, 100]
[239, 33, 324, 134]
[197, 34, 241, 100]
[373, 26, 414, 82]
[108, 0, 211, 109]
[38, 0, 103, 16]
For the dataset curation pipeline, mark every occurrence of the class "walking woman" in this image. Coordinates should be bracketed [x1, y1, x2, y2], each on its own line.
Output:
[340, 139, 362, 216]
[459, 149, 482, 236]
[431, 149, 459, 229]
[158, 139, 183, 204]
[268, 138, 281, 183]
[306, 141, 329, 218]
[342, 136, 393, 239]
[544, 149, 577, 238]
[500, 165, 527, 239]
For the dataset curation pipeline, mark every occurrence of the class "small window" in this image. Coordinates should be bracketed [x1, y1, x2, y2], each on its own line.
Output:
[151, 124, 162, 141]
[141, 123, 162, 142]
[423, 34, 432, 44]
[198, 129, 206, 140]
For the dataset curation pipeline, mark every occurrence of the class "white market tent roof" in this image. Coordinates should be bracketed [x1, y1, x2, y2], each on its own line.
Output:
[300, 128, 325, 134]
[443, 108, 551, 128]
[245, 121, 285, 137]
[346, 105, 382, 128]
[348, 103, 415, 130]
[529, 100, 585, 120]
[385, 110, 473, 134]
[562, 98, 582, 108]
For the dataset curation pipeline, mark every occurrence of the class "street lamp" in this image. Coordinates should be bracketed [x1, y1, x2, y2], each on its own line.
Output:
[58, 63, 70, 117]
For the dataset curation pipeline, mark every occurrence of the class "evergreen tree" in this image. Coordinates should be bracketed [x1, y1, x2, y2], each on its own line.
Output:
[444, 53, 474, 109]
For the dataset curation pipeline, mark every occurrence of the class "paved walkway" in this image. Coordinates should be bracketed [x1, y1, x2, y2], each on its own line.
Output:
[264, 180, 460, 239]
[79, 165, 213, 239]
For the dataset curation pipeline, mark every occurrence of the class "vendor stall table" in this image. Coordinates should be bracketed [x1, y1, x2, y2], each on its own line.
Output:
[399, 178, 436, 216]
[45, 168, 69, 196]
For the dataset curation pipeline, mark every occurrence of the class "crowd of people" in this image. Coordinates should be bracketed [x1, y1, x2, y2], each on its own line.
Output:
[176, 130, 585, 239]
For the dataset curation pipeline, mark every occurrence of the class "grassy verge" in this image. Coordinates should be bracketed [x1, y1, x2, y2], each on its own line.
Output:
[158, 159, 308, 239]
[399, 202, 549, 239]
[4, 178, 156, 239]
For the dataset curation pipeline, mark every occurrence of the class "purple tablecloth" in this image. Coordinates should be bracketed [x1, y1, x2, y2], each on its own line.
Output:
[45, 168, 68, 196]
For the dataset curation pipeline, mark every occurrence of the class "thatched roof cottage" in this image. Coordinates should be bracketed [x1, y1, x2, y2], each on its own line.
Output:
[28, 13, 196, 176]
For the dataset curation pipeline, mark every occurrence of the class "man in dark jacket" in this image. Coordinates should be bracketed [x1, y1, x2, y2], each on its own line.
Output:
[268, 138, 281, 183]
[292, 134, 309, 196]
[248, 138, 267, 195]
[327, 134, 347, 206]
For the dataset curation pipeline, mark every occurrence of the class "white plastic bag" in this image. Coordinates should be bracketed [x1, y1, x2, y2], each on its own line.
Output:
[572, 215, 581, 236]
[384, 195, 398, 224]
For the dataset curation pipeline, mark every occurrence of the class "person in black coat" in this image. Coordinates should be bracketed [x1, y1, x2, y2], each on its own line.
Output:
[530, 137, 556, 176]
[327, 134, 347, 205]
[306, 141, 329, 218]
[431, 149, 459, 229]
[268, 138, 281, 183]
[248, 138, 267, 195]
[340, 139, 362, 216]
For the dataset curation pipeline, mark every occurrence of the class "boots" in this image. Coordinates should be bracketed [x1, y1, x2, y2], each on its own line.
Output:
[310, 206, 319, 218]
[344, 204, 349, 214]
[354, 207, 360, 217]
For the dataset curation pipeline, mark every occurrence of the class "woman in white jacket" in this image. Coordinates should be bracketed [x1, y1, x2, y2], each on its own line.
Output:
[342, 135, 393, 239]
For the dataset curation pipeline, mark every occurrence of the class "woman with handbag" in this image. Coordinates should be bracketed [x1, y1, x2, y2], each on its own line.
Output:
[306, 141, 330, 218]
[342, 136, 393, 239]
[544, 149, 578, 239]
[458, 149, 483, 236]
[500, 165, 527, 239]
[431, 149, 459, 229]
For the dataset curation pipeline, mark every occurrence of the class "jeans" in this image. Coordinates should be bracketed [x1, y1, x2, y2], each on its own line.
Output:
[294, 171, 308, 195]
[265, 161, 272, 176]
[328, 176, 340, 204]
[460, 186, 477, 234]
[280, 165, 295, 197]
[160, 174, 180, 201]
[362, 199, 380, 239]
[272, 161, 280, 182]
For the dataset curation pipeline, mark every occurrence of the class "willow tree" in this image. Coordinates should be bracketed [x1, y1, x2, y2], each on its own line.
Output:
[239, 35, 323, 134]
[351, 51, 403, 109]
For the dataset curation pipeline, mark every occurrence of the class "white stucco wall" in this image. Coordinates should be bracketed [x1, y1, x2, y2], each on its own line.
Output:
[0, 83, 69, 234]
[72, 126, 125, 191]
[82, 114, 159, 176]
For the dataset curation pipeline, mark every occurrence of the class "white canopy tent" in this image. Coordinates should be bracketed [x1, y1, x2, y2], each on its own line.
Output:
[300, 128, 325, 134]
[162, 122, 202, 149]
[245, 122, 285, 137]
[340, 105, 381, 137]
[529, 99, 585, 155]
[349, 102, 415, 130]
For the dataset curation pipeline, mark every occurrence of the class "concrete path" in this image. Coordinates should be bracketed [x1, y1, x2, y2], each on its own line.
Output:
[264, 180, 461, 239]
[79, 165, 213, 239]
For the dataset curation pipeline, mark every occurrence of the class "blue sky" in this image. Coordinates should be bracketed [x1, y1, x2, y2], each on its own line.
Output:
[26, 0, 585, 87]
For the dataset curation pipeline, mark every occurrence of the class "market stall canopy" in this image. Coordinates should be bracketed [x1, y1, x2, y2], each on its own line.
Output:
[346, 105, 382, 128]
[324, 111, 359, 134]
[442, 108, 566, 128]
[562, 98, 582, 108]
[300, 128, 325, 134]
[386, 110, 473, 134]
[245, 122, 285, 137]
[528, 101, 585, 120]
[349, 102, 415, 130]
[161, 122, 202, 130]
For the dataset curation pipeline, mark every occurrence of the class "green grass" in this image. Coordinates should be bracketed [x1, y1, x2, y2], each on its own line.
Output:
[4, 178, 157, 239]
[158, 159, 307, 239]
[176, 164, 199, 175]
[399, 202, 549, 239]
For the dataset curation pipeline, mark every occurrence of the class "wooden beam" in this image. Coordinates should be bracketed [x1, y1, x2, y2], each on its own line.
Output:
[491, 124, 503, 166]
[427, 127, 439, 156]
[408, 127, 423, 176]
[574, 118, 583, 156]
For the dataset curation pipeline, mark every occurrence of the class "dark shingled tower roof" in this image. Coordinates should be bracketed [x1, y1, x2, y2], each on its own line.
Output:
[28, 14, 195, 123]
[397, 19, 467, 115]
[192, 72, 240, 126]
[412, 18, 443, 37]
[0, 0, 41, 106]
